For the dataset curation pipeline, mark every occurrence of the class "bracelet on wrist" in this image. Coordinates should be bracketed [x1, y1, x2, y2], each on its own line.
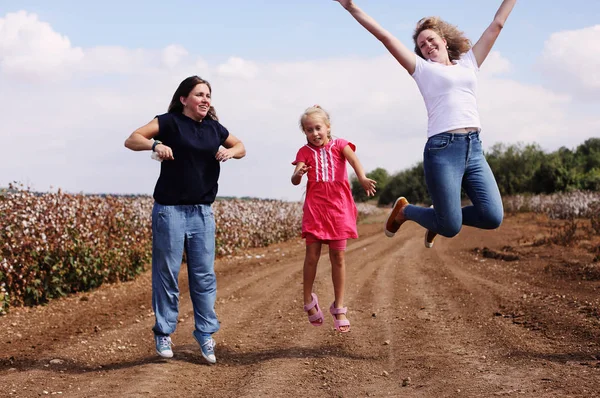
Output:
[151, 140, 162, 152]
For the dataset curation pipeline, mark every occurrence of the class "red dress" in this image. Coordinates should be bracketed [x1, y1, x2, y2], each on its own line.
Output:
[292, 138, 358, 240]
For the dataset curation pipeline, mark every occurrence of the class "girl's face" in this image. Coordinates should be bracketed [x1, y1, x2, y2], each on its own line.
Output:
[417, 29, 448, 63]
[302, 114, 330, 147]
[181, 83, 211, 121]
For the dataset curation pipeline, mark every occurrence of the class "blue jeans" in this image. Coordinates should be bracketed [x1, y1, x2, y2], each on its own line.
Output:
[404, 131, 503, 237]
[151, 203, 219, 340]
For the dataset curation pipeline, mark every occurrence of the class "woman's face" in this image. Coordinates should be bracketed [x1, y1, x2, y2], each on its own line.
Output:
[181, 83, 211, 121]
[417, 29, 448, 63]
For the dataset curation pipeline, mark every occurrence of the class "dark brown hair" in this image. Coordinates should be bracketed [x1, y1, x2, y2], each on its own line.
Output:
[167, 75, 218, 121]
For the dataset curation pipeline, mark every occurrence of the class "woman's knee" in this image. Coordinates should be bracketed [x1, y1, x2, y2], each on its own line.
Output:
[436, 216, 462, 237]
[438, 223, 462, 238]
[482, 209, 503, 229]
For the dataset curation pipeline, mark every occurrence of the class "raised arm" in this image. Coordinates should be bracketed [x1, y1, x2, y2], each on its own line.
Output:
[472, 0, 517, 67]
[334, 0, 416, 74]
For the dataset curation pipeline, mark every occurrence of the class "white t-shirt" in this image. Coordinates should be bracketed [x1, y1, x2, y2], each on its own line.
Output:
[412, 49, 481, 138]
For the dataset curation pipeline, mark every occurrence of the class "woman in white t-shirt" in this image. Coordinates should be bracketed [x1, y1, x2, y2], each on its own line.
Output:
[334, 0, 516, 247]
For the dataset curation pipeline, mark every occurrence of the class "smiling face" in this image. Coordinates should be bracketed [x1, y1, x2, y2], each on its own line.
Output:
[181, 83, 211, 121]
[301, 114, 331, 147]
[417, 29, 449, 64]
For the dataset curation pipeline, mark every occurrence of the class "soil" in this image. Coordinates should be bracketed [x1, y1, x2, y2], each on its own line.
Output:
[1, 212, 599, 398]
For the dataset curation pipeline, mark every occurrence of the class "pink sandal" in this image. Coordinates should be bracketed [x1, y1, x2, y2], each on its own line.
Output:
[329, 303, 350, 333]
[303, 293, 324, 326]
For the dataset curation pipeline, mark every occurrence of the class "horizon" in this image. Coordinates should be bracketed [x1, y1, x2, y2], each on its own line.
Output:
[1, 1, 599, 200]
[2, 136, 596, 199]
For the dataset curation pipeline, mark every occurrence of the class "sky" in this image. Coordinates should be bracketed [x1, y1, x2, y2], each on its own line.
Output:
[1, 0, 599, 201]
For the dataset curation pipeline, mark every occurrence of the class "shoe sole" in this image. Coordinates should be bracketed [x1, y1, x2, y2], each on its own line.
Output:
[384, 197, 406, 237]
[201, 351, 216, 365]
[156, 349, 173, 358]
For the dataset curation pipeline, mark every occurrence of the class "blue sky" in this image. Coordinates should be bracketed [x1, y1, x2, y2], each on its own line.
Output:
[8, 1, 599, 64]
[1, 1, 599, 200]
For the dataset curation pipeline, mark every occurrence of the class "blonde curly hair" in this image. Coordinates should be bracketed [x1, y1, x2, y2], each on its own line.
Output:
[412, 17, 471, 62]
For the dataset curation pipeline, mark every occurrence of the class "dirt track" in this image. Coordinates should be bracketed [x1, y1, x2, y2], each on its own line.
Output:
[1, 212, 600, 397]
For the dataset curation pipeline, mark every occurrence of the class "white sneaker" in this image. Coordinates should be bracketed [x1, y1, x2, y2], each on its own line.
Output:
[195, 334, 217, 364]
[155, 335, 173, 358]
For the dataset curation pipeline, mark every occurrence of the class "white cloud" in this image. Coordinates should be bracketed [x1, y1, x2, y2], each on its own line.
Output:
[478, 79, 573, 148]
[538, 25, 600, 97]
[0, 11, 83, 79]
[80, 46, 151, 74]
[162, 44, 188, 69]
[1, 12, 598, 201]
[479, 51, 512, 77]
[216, 57, 259, 79]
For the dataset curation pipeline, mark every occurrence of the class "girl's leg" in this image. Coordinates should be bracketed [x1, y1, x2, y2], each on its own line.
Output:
[403, 133, 467, 237]
[151, 203, 185, 337]
[185, 205, 220, 342]
[303, 236, 322, 321]
[461, 134, 504, 229]
[329, 244, 349, 332]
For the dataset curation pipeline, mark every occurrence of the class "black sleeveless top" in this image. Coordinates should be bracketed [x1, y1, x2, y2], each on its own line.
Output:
[153, 112, 229, 205]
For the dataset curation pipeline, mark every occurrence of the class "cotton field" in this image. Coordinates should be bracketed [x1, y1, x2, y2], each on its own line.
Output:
[0, 185, 379, 313]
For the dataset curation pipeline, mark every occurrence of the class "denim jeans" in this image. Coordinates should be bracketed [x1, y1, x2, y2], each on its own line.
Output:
[404, 131, 503, 237]
[151, 203, 220, 340]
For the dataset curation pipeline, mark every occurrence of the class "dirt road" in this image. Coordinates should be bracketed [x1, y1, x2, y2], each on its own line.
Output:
[1, 213, 599, 397]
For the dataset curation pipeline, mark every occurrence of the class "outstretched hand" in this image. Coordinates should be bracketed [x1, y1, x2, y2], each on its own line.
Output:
[359, 177, 377, 197]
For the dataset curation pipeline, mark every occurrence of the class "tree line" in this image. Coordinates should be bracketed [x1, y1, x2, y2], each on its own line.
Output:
[351, 138, 600, 206]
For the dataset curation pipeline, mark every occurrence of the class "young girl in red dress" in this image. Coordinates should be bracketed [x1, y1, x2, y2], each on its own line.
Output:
[291, 105, 376, 332]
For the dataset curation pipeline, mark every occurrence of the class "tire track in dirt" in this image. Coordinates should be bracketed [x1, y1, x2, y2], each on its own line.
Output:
[2, 215, 600, 397]
[360, 226, 504, 395]
[94, 243, 315, 397]
[201, 225, 394, 397]
[412, 228, 600, 396]
[107, 233, 385, 397]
